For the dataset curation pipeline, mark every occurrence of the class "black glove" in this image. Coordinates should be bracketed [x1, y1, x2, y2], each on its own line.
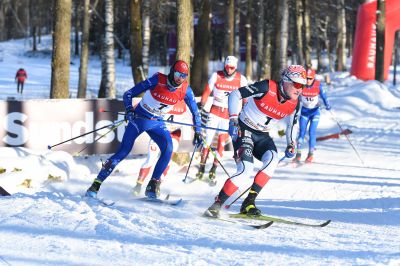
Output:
[193, 131, 202, 147]
[124, 108, 135, 123]
[285, 142, 296, 158]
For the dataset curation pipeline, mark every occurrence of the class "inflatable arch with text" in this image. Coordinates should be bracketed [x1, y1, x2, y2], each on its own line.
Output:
[351, 0, 400, 80]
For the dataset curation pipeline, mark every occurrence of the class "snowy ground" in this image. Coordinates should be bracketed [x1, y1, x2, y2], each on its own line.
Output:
[1, 37, 400, 265]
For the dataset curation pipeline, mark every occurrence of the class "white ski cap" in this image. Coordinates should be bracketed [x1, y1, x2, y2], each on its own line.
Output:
[224, 56, 238, 68]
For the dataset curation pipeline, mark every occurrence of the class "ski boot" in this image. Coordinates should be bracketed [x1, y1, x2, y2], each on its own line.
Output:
[196, 164, 205, 180]
[240, 190, 261, 216]
[305, 151, 314, 163]
[85, 179, 102, 198]
[203, 197, 222, 218]
[132, 181, 143, 196]
[293, 151, 301, 163]
[145, 178, 161, 199]
[208, 165, 217, 186]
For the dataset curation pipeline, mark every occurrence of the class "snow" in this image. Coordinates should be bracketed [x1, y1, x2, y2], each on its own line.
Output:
[1, 37, 400, 266]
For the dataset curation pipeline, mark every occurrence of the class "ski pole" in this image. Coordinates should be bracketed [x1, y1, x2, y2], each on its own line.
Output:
[47, 119, 125, 150]
[224, 155, 286, 209]
[200, 135, 231, 179]
[328, 110, 364, 165]
[99, 108, 229, 133]
[74, 120, 124, 155]
[182, 143, 201, 183]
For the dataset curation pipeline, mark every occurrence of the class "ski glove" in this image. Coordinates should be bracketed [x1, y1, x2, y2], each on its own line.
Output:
[124, 108, 135, 123]
[193, 131, 202, 147]
[229, 118, 240, 142]
[285, 142, 296, 158]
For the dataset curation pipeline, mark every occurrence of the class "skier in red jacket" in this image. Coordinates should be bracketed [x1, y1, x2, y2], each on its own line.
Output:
[15, 68, 27, 94]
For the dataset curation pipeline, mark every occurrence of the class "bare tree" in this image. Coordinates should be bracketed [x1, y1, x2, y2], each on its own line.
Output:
[129, 0, 144, 84]
[191, 0, 211, 95]
[234, 0, 240, 58]
[375, 0, 385, 82]
[245, 0, 253, 80]
[50, 0, 72, 99]
[303, 0, 311, 68]
[142, 0, 151, 76]
[260, 1, 273, 80]
[224, 0, 235, 56]
[295, 0, 304, 65]
[176, 0, 193, 78]
[77, 0, 91, 98]
[336, 0, 346, 71]
[256, 0, 264, 80]
[98, 0, 116, 98]
[271, 0, 289, 80]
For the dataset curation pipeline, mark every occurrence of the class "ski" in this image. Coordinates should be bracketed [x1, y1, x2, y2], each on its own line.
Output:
[135, 195, 183, 206]
[229, 213, 331, 227]
[203, 214, 274, 229]
[83, 196, 115, 207]
[183, 176, 217, 186]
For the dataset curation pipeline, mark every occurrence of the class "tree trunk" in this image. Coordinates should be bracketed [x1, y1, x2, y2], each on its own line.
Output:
[98, 0, 116, 98]
[272, 0, 288, 81]
[176, 0, 193, 81]
[142, 0, 151, 77]
[234, 0, 240, 58]
[393, 31, 400, 86]
[375, 0, 385, 82]
[336, 0, 346, 71]
[295, 0, 304, 66]
[225, 0, 234, 56]
[303, 0, 311, 69]
[50, 0, 72, 99]
[74, 0, 80, 56]
[191, 0, 211, 96]
[129, 0, 144, 85]
[256, 0, 264, 80]
[245, 0, 252, 80]
[77, 0, 91, 98]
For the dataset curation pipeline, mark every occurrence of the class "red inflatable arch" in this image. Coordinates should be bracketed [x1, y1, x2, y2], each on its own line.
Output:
[351, 0, 400, 80]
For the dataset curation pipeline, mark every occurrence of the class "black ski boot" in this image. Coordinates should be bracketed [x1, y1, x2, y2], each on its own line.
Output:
[196, 164, 205, 180]
[203, 197, 222, 218]
[145, 178, 161, 198]
[85, 179, 102, 198]
[240, 190, 261, 216]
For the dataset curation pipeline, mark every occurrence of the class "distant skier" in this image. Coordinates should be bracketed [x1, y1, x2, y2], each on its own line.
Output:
[15, 68, 27, 94]
[294, 69, 331, 163]
[86, 60, 202, 199]
[196, 56, 248, 182]
[204, 65, 307, 218]
[132, 100, 187, 195]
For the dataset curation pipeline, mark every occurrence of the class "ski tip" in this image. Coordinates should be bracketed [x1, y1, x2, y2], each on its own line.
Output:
[320, 220, 331, 227]
[251, 221, 274, 229]
[224, 205, 231, 209]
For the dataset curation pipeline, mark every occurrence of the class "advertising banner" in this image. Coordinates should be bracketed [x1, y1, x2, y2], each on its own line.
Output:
[0, 98, 197, 155]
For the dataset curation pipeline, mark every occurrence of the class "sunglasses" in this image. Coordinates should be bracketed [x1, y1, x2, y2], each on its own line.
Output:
[174, 71, 188, 79]
[225, 66, 236, 71]
[291, 81, 304, 89]
[307, 78, 314, 80]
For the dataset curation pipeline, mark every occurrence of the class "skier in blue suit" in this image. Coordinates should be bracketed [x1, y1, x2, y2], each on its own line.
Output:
[294, 69, 331, 163]
[86, 60, 202, 199]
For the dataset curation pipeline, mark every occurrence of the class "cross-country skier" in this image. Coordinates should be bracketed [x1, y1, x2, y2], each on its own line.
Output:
[132, 100, 187, 195]
[294, 69, 331, 163]
[196, 56, 248, 182]
[86, 60, 202, 199]
[204, 65, 307, 218]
